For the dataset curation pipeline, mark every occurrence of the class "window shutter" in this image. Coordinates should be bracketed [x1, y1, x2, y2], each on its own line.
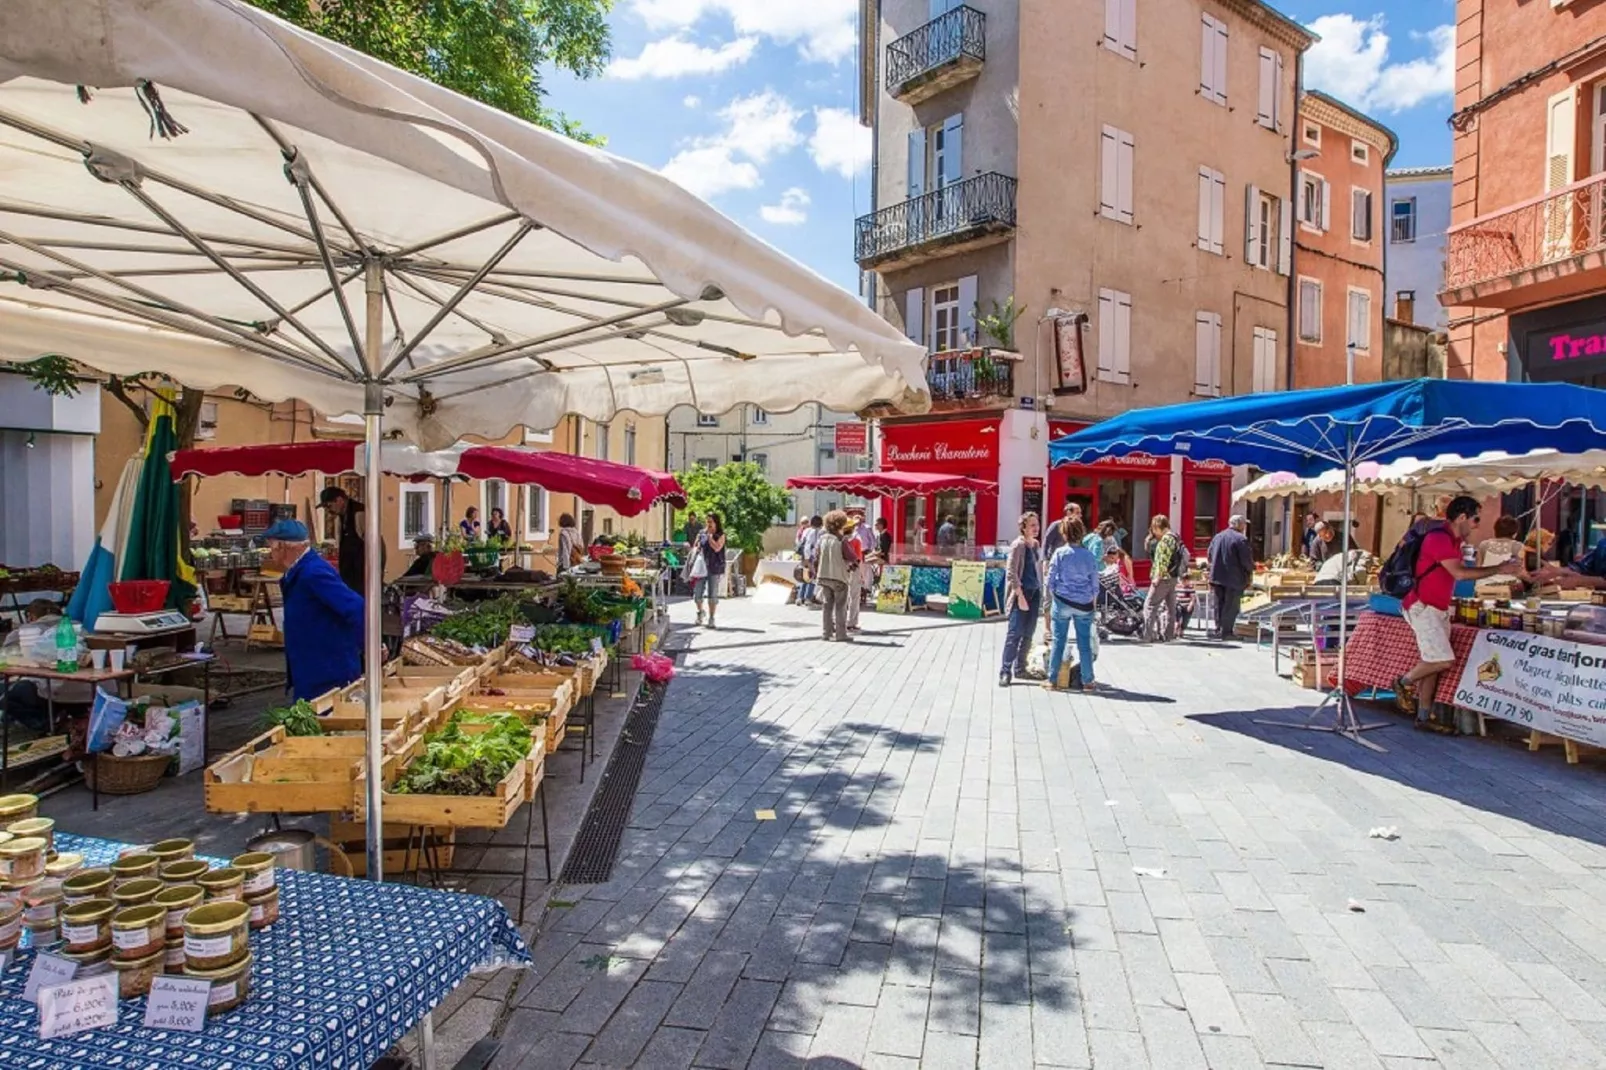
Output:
[1244, 184, 1261, 264]
[907, 129, 926, 199]
[1257, 48, 1276, 128]
[942, 114, 964, 187]
[1352, 189, 1372, 241]
[1212, 19, 1228, 105]
[1277, 197, 1293, 275]
[1117, 130, 1135, 224]
[1115, 291, 1132, 380]
[1104, 0, 1134, 59]
[1199, 16, 1212, 99]
[957, 275, 978, 348]
[1320, 178, 1332, 232]
[1194, 312, 1215, 396]
[1272, 52, 1284, 128]
[1197, 168, 1213, 250]
[1299, 280, 1320, 341]
[1100, 126, 1117, 218]
[930, 0, 960, 18]
[1097, 289, 1115, 378]
[1211, 171, 1226, 254]
[1544, 89, 1576, 255]
[905, 287, 925, 347]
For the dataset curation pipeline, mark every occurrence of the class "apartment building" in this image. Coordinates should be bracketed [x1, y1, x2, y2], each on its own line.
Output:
[857, 0, 1314, 565]
[1440, 0, 1606, 557]
[666, 404, 865, 550]
[1289, 90, 1397, 389]
[1384, 165, 1453, 331]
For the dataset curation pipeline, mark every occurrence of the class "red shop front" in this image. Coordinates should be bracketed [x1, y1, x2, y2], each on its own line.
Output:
[1047, 421, 1233, 581]
[879, 417, 1001, 551]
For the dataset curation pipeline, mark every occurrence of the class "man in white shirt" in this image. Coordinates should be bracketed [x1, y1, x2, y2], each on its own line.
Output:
[798, 515, 823, 606]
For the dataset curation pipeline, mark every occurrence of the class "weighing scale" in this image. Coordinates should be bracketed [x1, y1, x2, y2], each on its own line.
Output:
[92, 610, 194, 635]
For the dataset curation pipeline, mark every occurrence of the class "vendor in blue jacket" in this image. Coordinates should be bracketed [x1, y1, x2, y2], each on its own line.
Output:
[263, 519, 364, 702]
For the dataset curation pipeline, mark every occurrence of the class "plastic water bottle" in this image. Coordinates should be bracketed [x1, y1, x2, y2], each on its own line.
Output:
[54, 615, 78, 673]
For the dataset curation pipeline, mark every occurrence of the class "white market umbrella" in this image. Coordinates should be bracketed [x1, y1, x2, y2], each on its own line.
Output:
[0, 0, 932, 879]
[1352, 450, 1606, 496]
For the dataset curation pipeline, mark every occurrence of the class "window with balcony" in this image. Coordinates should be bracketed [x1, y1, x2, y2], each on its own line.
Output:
[1199, 14, 1227, 106]
[885, 3, 986, 103]
[1100, 125, 1135, 225]
[1390, 198, 1416, 243]
[1347, 288, 1372, 352]
[931, 284, 962, 352]
[1351, 188, 1373, 242]
[1298, 278, 1322, 343]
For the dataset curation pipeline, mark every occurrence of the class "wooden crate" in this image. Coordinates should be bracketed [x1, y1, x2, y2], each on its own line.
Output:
[205, 727, 373, 814]
[324, 684, 445, 733]
[1293, 663, 1320, 689]
[481, 673, 575, 714]
[330, 819, 455, 878]
[545, 702, 568, 754]
[362, 755, 528, 829]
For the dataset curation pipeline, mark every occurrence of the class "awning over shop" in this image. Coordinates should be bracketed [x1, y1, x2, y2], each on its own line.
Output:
[786, 472, 999, 500]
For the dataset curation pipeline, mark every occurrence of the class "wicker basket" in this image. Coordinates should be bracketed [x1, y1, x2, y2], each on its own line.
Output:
[85, 752, 171, 795]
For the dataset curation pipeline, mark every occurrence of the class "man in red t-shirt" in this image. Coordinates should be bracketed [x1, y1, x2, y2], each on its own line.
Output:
[1398, 496, 1526, 724]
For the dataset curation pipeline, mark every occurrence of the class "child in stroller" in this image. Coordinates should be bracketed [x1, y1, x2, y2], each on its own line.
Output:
[1098, 548, 1194, 638]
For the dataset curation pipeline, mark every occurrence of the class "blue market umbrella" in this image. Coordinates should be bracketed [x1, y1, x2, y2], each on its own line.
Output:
[1050, 379, 1606, 750]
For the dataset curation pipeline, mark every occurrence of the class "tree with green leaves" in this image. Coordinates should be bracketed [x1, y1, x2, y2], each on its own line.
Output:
[677, 462, 794, 557]
[17, 0, 613, 544]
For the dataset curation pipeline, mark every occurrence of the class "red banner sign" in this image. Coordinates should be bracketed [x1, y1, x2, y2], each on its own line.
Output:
[834, 422, 868, 455]
[880, 418, 1000, 471]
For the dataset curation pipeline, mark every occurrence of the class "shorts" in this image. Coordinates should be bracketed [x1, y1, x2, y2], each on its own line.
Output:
[1405, 601, 1453, 664]
[692, 575, 720, 604]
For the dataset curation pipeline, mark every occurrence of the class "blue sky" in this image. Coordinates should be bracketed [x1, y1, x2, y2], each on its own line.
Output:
[545, 1, 1457, 293]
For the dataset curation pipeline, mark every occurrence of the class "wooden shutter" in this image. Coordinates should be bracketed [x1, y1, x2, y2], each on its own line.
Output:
[1097, 289, 1115, 379]
[1113, 291, 1132, 381]
[1198, 168, 1213, 250]
[1200, 16, 1226, 105]
[1544, 89, 1576, 257]
[1244, 184, 1261, 265]
[1352, 189, 1372, 241]
[1194, 312, 1217, 396]
[907, 128, 926, 199]
[1211, 18, 1228, 105]
[1277, 197, 1293, 275]
[1104, 0, 1135, 59]
[1101, 126, 1125, 221]
[1116, 129, 1134, 224]
[1257, 48, 1277, 128]
[941, 114, 964, 188]
[957, 275, 978, 348]
[1210, 170, 1225, 254]
[1320, 178, 1332, 232]
[905, 287, 925, 347]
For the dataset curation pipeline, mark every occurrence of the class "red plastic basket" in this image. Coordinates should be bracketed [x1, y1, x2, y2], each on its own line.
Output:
[217, 514, 243, 529]
[108, 580, 171, 614]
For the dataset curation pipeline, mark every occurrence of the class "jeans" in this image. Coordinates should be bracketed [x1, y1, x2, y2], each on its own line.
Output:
[797, 579, 815, 605]
[1211, 583, 1244, 639]
[1144, 577, 1179, 642]
[692, 575, 720, 606]
[820, 579, 849, 639]
[1000, 588, 1042, 676]
[1049, 600, 1098, 688]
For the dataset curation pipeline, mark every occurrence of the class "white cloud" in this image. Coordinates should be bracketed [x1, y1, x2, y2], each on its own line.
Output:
[661, 90, 803, 200]
[760, 187, 811, 225]
[1304, 15, 1454, 114]
[607, 35, 757, 79]
[631, 0, 857, 63]
[683, 94, 702, 108]
[808, 107, 871, 179]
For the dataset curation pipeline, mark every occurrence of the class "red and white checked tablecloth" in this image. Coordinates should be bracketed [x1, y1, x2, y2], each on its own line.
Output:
[1342, 610, 1482, 704]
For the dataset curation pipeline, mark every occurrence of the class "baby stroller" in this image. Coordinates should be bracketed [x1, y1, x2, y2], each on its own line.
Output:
[1097, 570, 1145, 638]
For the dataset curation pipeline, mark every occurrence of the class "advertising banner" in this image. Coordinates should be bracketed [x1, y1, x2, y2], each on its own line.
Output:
[876, 565, 911, 614]
[949, 561, 987, 619]
[1453, 629, 1606, 748]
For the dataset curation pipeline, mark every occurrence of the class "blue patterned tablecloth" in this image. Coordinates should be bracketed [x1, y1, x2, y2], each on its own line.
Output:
[907, 565, 1005, 608]
[0, 834, 531, 1069]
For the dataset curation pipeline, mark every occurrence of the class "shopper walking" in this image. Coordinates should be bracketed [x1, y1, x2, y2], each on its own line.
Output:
[1046, 518, 1101, 691]
[689, 512, 727, 628]
[816, 511, 851, 641]
[797, 515, 824, 607]
[1206, 514, 1254, 640]
[999, 512, 1045, 687]
[1144, 515, 1186, 642]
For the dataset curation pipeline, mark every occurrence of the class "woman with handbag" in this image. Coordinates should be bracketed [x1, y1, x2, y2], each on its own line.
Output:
[690, 512, 727, 628]
[556, 513, 583, 575]
[1046, 518, 1102, 691]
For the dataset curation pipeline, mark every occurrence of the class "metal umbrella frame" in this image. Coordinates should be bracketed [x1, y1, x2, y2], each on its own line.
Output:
[0, 0, 930, 880]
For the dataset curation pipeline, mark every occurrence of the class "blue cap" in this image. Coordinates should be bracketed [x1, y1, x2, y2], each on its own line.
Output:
[261, 518, 310, 541]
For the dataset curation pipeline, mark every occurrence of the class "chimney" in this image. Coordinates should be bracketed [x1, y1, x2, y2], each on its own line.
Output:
[1395, 290, 1416, 324]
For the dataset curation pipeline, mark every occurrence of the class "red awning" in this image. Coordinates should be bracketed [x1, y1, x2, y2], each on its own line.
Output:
[456, 447, 685, 517]
[786, 472, 999, 500]
[170, 442, 685, 517]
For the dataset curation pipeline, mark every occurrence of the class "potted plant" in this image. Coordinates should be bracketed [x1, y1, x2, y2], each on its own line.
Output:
[975, 296, 1026, 352]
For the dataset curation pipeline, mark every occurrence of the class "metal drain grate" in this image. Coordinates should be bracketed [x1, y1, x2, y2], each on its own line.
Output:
[558, 666, 674, 883]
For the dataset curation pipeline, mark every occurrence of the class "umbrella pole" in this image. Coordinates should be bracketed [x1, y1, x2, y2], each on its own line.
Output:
[362, 268, 386, 882]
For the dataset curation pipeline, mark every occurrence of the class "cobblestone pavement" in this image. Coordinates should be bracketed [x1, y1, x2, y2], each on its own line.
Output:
[485, 597, 1606, 1069]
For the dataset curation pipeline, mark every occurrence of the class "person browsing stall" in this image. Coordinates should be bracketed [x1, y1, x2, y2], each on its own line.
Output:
[1206, 515, 1254, 641]
[319, 486, 370, 594]
[1396, 497, 1527, 726]
[264, 519, 364, 703]
[401, 533, 438, 579]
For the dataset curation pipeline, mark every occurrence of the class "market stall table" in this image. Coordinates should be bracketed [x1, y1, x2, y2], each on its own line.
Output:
[1341, 610, 1480, 707]
[0, 833, 530, 1070]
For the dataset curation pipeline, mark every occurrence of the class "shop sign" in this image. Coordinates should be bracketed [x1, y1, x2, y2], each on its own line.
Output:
[880, 420, 998, 469]
[1052, 313, 1088, 395]
[1453, 630, 1606, 748]
[1021, 477, 1044, 519]
[1516, 297, 1606, 382]
[834, 422, 868, 455]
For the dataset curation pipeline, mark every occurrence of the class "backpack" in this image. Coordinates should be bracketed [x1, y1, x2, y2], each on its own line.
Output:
[1379, 520, 1447, 599]
[1165, 534, 1189, 579]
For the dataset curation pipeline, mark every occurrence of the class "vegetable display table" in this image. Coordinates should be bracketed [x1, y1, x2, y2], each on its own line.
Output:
[0, 833, 530, 1070]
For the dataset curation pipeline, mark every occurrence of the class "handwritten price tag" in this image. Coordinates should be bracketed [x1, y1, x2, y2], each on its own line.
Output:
[38, 972, 117, 1039]
[144, 976, 211, 1032]
[590, 637, 603, 655]
[23, 954, 76, 1002]
[509, 624, 536, 643]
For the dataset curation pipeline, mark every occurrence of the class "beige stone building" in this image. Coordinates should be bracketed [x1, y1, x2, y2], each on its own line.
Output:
[857, 0, 1314, 564]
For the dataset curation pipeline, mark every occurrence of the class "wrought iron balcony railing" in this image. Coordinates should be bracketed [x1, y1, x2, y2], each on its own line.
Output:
[928, 350, 1015, 403]
[854, 172, 1017, 266]
[1444, 172, 1606, 292]
[886, 6, 986, 97]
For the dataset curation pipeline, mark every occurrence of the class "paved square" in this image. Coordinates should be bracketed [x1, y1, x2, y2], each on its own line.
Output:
[488, 598, 1606, 1068]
